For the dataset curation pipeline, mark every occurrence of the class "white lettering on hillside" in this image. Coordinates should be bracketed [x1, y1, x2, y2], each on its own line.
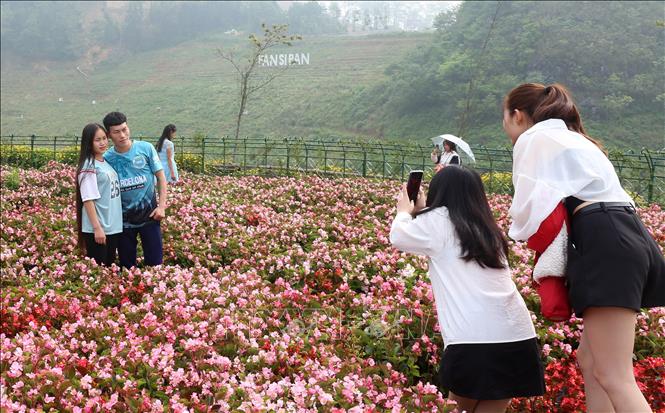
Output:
[259, 53, 310, 67]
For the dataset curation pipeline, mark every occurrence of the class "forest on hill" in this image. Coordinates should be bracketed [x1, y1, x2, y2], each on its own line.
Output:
[1, 1, 663, 148]
[342, 1, 665, 148]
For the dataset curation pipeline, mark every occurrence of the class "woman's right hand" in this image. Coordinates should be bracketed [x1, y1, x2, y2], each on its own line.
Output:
[94, 227, 106, 245]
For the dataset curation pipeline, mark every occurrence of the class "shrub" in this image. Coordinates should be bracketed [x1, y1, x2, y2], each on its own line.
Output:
[481, 171, 514, 194]
[2, 167, 20, 190]
[57, 146, 79, 166]
[178, 154, 204, 173]
[0, 145, 54, 168]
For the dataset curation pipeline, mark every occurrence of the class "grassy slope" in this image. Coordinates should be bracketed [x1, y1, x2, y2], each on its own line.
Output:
[2, 31, 662, 149]
[0, 32, 431, 140]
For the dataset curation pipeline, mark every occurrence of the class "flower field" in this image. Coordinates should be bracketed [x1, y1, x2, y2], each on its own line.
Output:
[1, 162, 664, 412]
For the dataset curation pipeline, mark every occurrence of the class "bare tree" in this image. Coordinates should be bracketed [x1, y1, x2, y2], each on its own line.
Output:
[218, 24, 301, 139]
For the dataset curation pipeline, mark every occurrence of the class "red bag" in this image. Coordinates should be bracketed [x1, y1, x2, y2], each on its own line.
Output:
[535, 276, 572, 322]
[528, 203, 573, 322]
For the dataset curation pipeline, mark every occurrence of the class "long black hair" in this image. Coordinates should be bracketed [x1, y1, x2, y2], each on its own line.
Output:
[156, 124, 176, 152]
[416, 165, 509, 269]
[75, 123, 106, 254]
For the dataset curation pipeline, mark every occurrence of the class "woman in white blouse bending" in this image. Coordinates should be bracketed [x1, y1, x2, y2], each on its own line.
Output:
[431, 139, 461, 173]
[503, 83, 664, 413]
[391, 166, 544, 412]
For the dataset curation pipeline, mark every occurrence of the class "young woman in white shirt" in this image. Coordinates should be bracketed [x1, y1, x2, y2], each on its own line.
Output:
[75, 123, 123, 266]
[431, 139, 461, 173]
[503, 83, 664, 413]
[391, 165, 544, 413]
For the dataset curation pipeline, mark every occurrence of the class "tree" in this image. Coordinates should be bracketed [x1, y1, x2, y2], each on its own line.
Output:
[218, 24, 301, 139]
[287, 2, 342, 34]
[329, 3, 342, 21]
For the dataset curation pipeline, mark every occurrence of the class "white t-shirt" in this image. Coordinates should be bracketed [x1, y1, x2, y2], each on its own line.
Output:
[438, 151, 460, 166]
[509, 119, 633, 241]
[390, 208, 536, 348]
[78, 159, 123, 235]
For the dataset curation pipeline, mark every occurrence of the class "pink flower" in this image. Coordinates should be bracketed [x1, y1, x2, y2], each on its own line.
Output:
[7, 362, 22, 378]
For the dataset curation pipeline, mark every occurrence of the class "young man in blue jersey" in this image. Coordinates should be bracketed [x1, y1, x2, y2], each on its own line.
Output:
[103, 112, 168, 268]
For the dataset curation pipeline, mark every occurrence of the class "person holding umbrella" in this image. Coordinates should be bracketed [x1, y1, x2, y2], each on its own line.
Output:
[431, 134, 475, 173]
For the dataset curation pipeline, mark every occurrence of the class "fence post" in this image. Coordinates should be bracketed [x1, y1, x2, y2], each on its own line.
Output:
[201, 136, 206, 173]
[285, 138, 290, 172]
[418, 144, 426, 171]
[10, 134, 14, 153]
[342, 145, 347, 177]
[362, 148, 367, 177]
[305, 142, 309, 172]
[223, 137, 227, 165]
[30, 134, 35, 167]
[264, 137, 269, 167]
[243, 137, 247, 170]
[180, 136, 185, 164]
[53, 136, 57, 161]
[643, 149, 655, 204]
[483, 146, 493, 192]
[380, 144, 386, 178]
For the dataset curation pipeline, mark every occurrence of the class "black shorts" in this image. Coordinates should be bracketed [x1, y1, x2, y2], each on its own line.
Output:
[83, 232, 120, 266]
[437, 337, 545, 400]
[566, 205, 665, 318]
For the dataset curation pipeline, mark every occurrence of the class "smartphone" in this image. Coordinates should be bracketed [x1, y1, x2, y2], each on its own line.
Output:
[406, 170, 424, 202]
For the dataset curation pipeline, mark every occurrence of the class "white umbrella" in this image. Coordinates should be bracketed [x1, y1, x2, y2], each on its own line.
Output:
[431, 134, 475, 163]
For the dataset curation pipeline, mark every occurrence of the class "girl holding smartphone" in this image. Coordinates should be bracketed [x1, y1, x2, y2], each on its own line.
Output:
[390, 166, 544, 412]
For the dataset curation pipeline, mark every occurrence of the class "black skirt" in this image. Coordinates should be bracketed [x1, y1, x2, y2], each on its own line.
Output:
[566, 205, 665, 318]
[437, 337, 545, 400]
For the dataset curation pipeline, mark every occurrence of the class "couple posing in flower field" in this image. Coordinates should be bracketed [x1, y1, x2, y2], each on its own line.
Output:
[390, 83, 664, 412]
[75, 112, 178, 269]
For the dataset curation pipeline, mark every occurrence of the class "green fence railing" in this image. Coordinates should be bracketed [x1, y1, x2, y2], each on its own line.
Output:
[1, 135, 663, 205]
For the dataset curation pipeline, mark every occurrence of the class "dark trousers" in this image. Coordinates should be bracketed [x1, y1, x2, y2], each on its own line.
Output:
[118, 223, 163, 269]
[84, 233, 120, 266]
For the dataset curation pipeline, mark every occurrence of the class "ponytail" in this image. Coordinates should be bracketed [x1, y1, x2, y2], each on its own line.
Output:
[505, 83, 604, 152]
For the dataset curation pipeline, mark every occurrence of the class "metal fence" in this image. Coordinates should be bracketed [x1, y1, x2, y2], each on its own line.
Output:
[1, 134, 664, 205]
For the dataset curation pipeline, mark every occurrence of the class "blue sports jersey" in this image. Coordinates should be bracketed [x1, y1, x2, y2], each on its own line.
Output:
[104, 140, 163, 228]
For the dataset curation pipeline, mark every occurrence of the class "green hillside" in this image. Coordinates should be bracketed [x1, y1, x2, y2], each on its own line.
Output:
[0, 32, 431, 140]
[343, 1, 665, 149]
[2, 1, 664, 149]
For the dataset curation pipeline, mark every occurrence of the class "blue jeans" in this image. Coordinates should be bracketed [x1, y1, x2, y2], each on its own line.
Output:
[118, 222, 163, 268]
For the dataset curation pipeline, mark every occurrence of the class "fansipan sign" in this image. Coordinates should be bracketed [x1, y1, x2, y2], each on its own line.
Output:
[259, 52, 310, 67]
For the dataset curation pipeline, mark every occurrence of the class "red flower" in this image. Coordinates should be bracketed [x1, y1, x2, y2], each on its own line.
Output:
[76, 358, 89, 374]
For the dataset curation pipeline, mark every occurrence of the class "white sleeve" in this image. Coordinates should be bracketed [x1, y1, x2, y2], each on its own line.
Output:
[508, 133, 593, 240]
[78, 169, 100, 202]
[390, 212, 436, 256]
[509, 173, 566, 241]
